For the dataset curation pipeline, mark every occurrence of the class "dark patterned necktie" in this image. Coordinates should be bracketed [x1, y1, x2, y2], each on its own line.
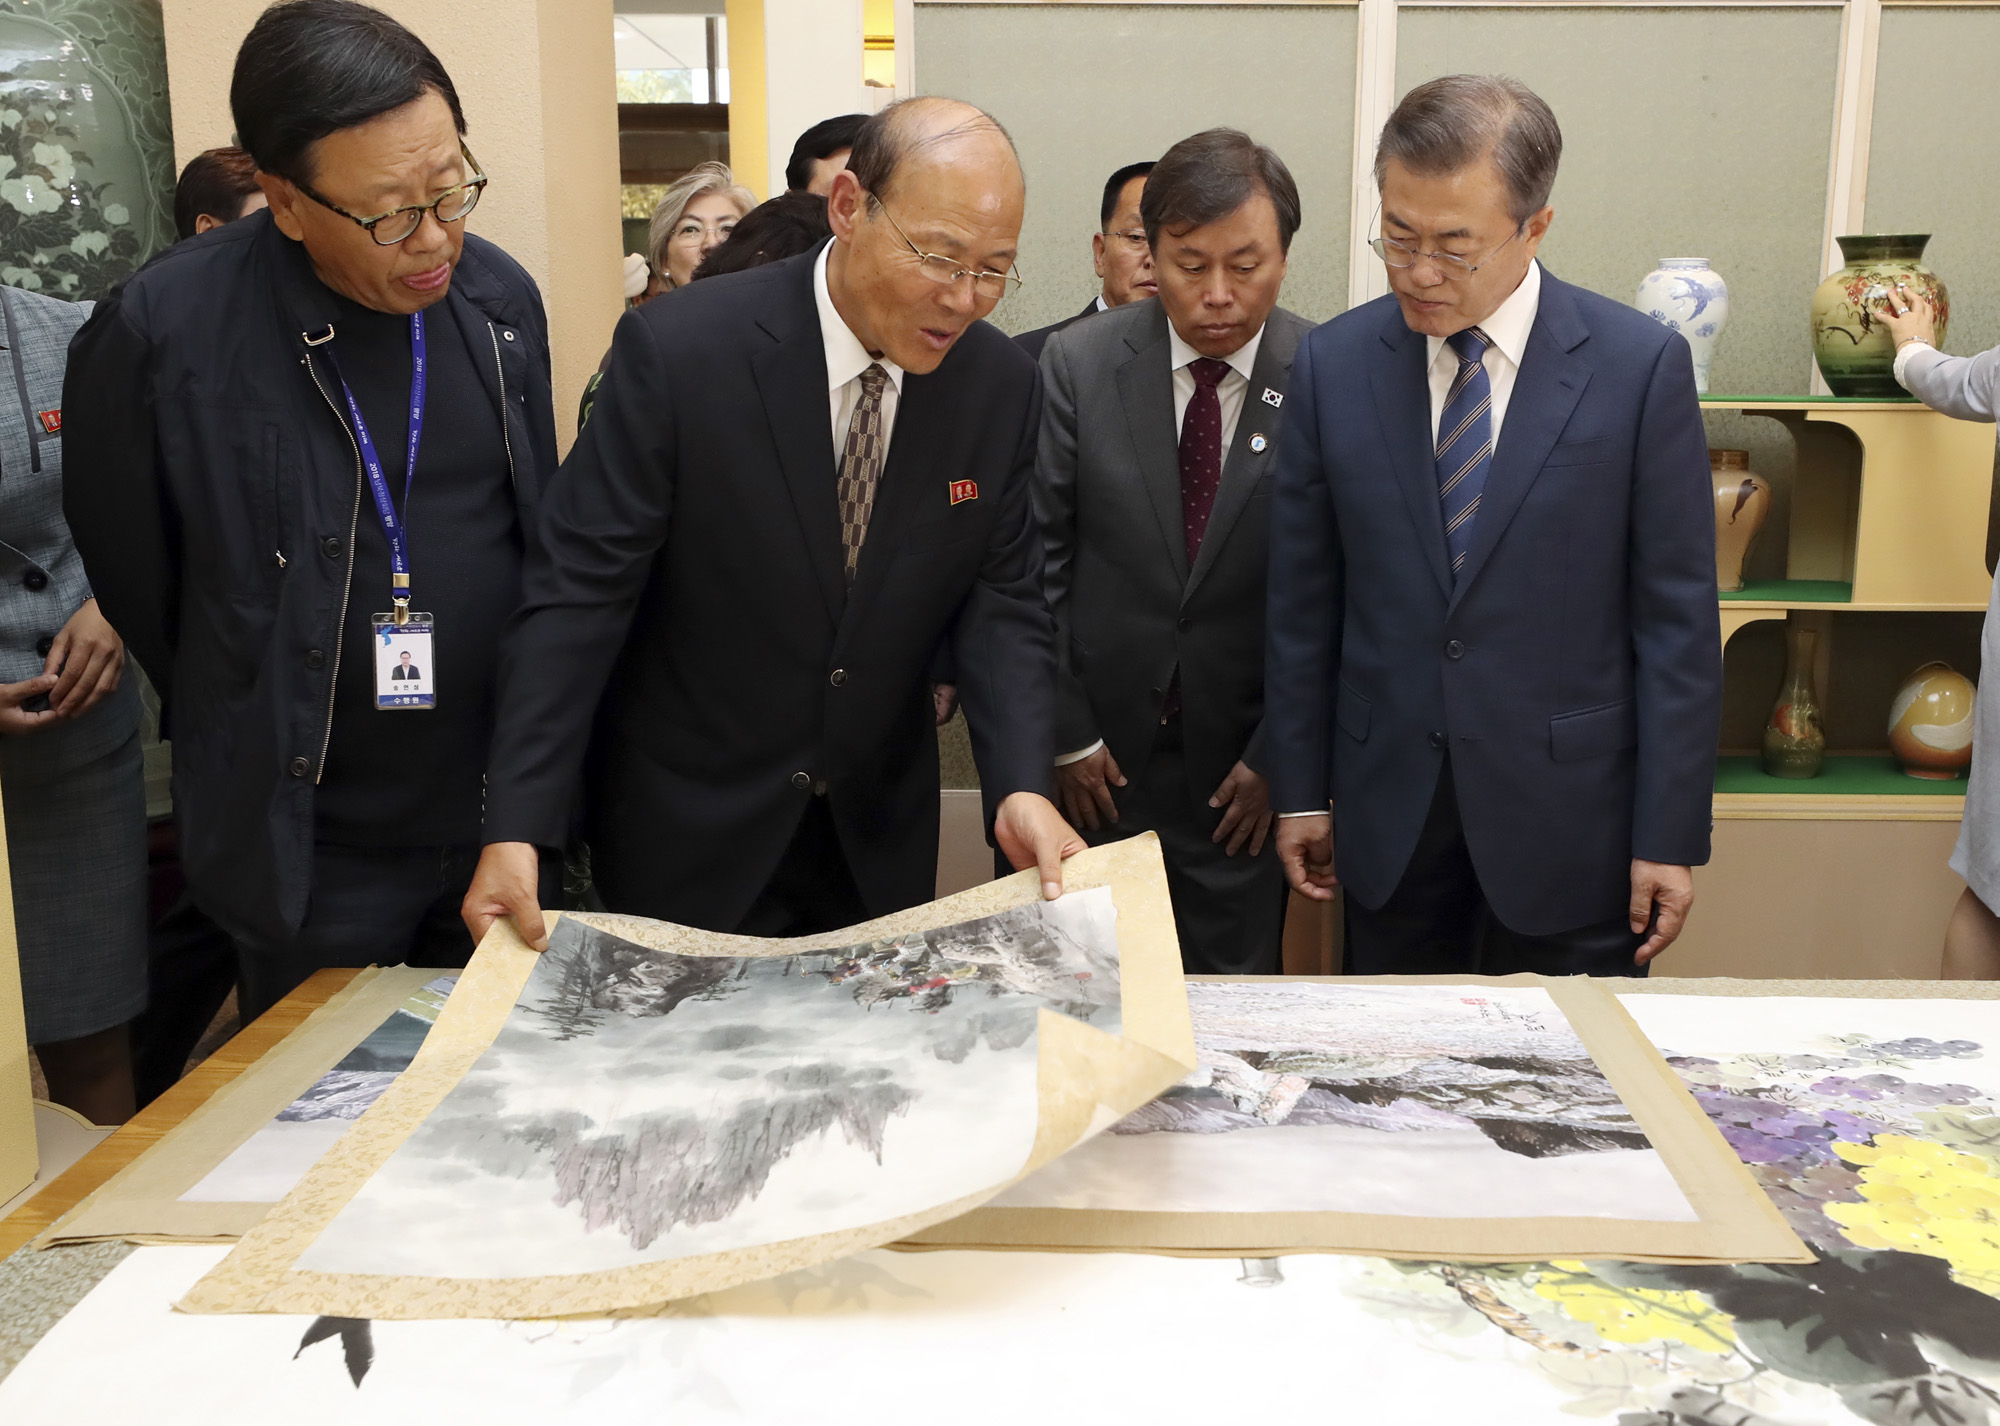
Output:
[1179, 356, 1231, 566]
[1436, 327, 1494, 582]
[836, 363, 889, 582]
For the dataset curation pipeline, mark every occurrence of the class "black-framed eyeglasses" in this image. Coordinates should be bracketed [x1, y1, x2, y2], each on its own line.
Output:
[1369, 214, 1523, 281]
[297, 144, 489, 247]
[871, 197, 1023, 299]
[1102, 228, 1149, 253]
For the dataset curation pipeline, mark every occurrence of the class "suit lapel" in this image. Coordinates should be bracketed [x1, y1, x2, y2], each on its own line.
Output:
[1448, 279, 1590, 607]
[1184, 312, 1301, 598]
[1114, 302, 1190, 584]
[1372, 307, 1453, 600]
[749, 259, 846, 628]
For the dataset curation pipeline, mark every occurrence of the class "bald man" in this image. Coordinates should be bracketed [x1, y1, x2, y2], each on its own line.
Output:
[467, 97, 1081, 947]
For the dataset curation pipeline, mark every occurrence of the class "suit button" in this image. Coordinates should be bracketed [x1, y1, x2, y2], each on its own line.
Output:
[34, 634, 52, 658]
[1177, 617, 1192, 632]
[829, 668, 846, 687]
[1428, 731, 1447, 750]
[791, 771, 811, 790]
[288, 756, 311, 777]
[304, 649, 325, 670]
[321, 535, 343, 559]
[22, 569, 47, 592]
[1445, 639, 1466, 660]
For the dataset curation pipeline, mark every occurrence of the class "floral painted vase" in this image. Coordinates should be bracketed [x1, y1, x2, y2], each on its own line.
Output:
[1763, 625, 1825, 779]
[1887, 661, 1976, 780]
[1637, 259, 1729, 393]
[1711, 449, 1770, 594]
[1810, 234, 1950, 398]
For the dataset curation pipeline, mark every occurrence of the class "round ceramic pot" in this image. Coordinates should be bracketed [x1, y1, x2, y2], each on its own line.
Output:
[1711, 449, 1770, 593]
[1637, 259, 1729, 393]
[1811, 234, 1951, 397]
[1887, 661, 1976, 780]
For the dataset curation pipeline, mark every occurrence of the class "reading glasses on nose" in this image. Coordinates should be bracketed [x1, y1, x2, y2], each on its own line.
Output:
[1369, 223, 1523, 281]
[298, 143, 489, 247]
[873, 197, 1024, 298]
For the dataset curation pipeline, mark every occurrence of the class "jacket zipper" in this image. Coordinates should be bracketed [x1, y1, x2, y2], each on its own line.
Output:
[488, 321, 518, 499]
[303, 345, 364, 784]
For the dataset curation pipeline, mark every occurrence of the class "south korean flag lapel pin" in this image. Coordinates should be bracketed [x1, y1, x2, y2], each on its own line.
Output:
[1261, 387, 1284, 408]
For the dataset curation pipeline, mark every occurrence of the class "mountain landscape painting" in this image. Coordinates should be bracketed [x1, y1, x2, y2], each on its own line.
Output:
[994, 981, 1700, 1221]
[293, 889, 1122, 1279]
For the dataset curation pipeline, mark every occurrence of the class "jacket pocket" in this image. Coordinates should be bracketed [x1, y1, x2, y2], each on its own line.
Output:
[1543, 436, 1618, 468]
[1336, 681, 1371, 742]
[1549, 697, 1638, 762]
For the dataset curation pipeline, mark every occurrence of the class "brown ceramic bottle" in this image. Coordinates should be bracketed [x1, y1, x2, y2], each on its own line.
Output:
[1763, 626, 1826, 778]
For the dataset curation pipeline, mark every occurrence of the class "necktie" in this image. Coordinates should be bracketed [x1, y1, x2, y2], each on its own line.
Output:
[1179, 356, 1231, 567]
[1436, 327, 1494, 582]
[836, 363, 889, 582]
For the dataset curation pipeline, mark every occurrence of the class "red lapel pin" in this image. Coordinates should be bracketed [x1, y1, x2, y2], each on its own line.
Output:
[949, 479, 978, 505]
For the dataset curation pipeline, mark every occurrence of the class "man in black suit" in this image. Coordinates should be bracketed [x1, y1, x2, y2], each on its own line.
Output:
[465, 97, 1084, 949]
[1267, 75, 1721, 976]
[1036, 130, 1311, 974]
[1015, 161, 1156, 360]
[391, 652, 420, 681]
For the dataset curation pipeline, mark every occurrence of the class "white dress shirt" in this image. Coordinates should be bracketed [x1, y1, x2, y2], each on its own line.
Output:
[1424, 258, 1542, 448]
[815, 241, 906, 463]
[1056, 320, 1270, 767]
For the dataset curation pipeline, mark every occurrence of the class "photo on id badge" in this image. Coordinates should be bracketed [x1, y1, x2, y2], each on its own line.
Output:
[373, 614, 436, 710]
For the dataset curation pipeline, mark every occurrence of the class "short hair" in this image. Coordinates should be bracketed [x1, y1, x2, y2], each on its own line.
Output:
[694, 192, 832, 281]
[785, 114, 867, 192]
[1375, 75, 1562, 225]
[1099, 161, 1155, 230]
[174, 146, 261, 239]
[846, 96, 1017, 210]
[646, 162, 757, 286]
[1141, 129, 1301, 253]
[230, 0, 465, 186]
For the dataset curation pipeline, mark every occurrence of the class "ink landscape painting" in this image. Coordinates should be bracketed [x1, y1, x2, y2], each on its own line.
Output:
[995, 981, 1700, 1220]
[293, 890, 1123, 1279]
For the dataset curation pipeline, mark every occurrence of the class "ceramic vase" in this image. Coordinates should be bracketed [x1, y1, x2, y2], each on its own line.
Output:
[1811, 234, 1951, 397]
[1711, 449, 1771, 593]
[1763, 625, 1825, 779]
[1637, 259, 1730, 393]
[1887, 661, 1976, 780]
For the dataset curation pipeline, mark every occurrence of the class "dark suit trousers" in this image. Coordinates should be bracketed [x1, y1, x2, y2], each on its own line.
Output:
[1344, 761, 1648, 978]
[1092, 719, 1285, 975]
[736, 797, 869, 938]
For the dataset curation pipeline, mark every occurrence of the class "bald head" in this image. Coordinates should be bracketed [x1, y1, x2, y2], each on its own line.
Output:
[847, 96, 1022, 207]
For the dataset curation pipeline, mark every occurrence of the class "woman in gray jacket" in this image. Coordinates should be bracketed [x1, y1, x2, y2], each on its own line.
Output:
[1883, 285, 2000, 978]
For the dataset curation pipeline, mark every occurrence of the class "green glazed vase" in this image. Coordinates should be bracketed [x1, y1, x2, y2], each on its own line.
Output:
[1810, 234, 1950, 397]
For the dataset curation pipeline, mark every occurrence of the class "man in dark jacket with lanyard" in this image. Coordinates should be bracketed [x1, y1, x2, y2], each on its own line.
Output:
[63, 0, 559, 1018]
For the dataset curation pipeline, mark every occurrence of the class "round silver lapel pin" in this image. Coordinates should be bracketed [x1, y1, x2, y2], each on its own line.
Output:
[1249, 433, 1268, 453]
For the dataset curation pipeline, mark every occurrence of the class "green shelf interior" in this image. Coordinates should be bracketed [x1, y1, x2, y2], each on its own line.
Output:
[1701, 394, 1920, 405]
[1715, 754, 1966, 796]
[1719, 579, 1854, 604]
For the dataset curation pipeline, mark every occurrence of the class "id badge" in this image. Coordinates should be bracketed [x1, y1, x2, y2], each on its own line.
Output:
[372, 613, 436, 710]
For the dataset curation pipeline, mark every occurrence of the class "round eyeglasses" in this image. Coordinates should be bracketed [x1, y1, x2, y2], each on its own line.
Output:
[1370, 223, 1523, 281]
[874, 198, 1023, 299]
[298, 144, 489, 247]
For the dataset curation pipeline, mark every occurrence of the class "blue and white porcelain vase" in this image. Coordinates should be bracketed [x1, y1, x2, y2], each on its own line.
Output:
[1636, 258, 1730, 394]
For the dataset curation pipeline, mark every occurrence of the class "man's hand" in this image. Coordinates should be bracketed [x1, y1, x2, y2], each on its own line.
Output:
[1630, 859, 1694, 965]
[1054, 745, 1125, 832]
[1276, 813, 1337, 901]
[1876, 281, 1938, 350]
[45, 598, 124, 718]
[994, 791, 1087, 901]
[0, 673, 58, 735]
[1209, 760, 1272, 856]
[931, 682, 959, 727]
[462, 841, 549, 951]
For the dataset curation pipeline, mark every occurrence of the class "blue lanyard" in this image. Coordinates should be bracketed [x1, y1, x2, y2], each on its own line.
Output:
[326, 312, 427, 615]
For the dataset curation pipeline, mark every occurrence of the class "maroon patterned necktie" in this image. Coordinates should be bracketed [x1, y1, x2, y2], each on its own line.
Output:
[1179, 357, 1231, 566]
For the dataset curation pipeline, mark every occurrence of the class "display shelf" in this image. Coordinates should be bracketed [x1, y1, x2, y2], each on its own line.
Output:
[1714, 754, 1967, 822]
[1719, 579, 1853, 605]
[1704, 395, 1920, 408]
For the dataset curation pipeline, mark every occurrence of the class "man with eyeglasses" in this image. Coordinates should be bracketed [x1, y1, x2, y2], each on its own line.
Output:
[1266, 74, 1720, 978]
[463, 96, 1084, 951]
[63, 0, 560, 1018]
[1016, 160, 1157, 361]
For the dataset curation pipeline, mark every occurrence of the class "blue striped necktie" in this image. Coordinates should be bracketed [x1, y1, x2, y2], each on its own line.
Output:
[1436, 326, 1494, 582]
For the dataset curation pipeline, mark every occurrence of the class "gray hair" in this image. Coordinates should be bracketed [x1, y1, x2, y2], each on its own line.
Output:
[1141, 128, 1301, 253]
[647, 161, 756, 286]
[1375, 75, 1562, 225]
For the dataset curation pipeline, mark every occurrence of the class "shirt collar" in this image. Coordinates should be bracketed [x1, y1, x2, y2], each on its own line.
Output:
[1426, 258, 1542, 372]
[1167, 318, 1265, 385]
[1094, 294, 1109, 313]
[814, 240, 906, 395]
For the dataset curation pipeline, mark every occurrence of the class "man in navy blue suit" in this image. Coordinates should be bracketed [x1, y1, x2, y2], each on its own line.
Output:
[1266, 75, 1721, 976]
